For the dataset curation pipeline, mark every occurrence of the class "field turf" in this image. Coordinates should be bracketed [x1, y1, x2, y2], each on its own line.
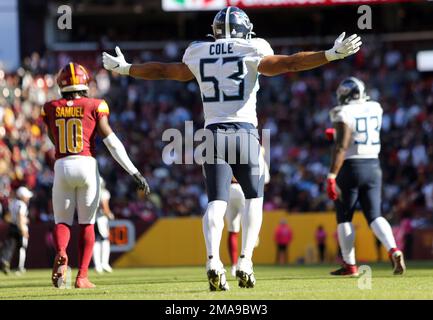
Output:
[1, 262, 433, 300]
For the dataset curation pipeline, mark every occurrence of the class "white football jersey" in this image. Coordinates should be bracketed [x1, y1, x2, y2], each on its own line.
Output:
[9, 199, 29, 227]
[182, 38, 274, 127]
[330, 100, 383, 160]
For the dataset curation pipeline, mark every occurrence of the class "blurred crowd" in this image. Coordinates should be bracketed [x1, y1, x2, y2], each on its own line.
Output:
[1, 40, 433, 227]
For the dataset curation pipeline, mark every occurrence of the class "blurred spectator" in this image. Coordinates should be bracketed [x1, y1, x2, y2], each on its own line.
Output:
[315, 225, 327, 263]
[274, 219, 293, 265]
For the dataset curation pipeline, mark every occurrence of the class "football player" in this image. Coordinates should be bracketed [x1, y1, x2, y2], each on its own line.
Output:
[93, 177, 114, 274]
[327, 77, 406, 276]
[0, 186, 33, 275]
[225, 147, 269, 277]
[42, 63, 150, 288]
[102, 6, 362, 290]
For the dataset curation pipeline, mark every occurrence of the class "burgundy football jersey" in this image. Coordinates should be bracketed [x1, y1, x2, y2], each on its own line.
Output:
[42, 97, 109, 160]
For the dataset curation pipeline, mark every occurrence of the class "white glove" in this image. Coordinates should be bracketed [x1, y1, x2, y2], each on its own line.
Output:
[102, 46, 131, 75]
[325, 32, 362, 61]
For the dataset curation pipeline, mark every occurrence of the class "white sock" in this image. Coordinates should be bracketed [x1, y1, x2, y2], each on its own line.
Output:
[337, 222, 356, 265]
[18, 247, 26, 270]
[241, 197, 263, 261]
[93, 241, 102, 269]
[202, 200, 227, 264]
[102, 239, 111, 266]
[370, 217, 397, 251]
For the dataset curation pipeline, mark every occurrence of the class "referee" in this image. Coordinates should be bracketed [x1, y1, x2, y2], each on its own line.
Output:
[0, 186, 33, 274]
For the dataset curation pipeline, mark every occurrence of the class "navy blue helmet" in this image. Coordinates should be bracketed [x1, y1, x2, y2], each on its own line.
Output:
[336, 77, 368, 105]
[212, 6, 254, 39]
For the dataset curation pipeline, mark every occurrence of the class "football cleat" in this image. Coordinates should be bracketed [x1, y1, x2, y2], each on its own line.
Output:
[207, 269, 230, 291]
[102, 264, 113, 273]
[52, 253, 68, 288]
[1, 260, 10, 275]
[236, 257, 256, 288]
[94, 265, 104, 274]
[236, 270, 256, 288]
[75, 276, 96, 289]
[330, 263, 359, 277]
[390, 249, 406, 275]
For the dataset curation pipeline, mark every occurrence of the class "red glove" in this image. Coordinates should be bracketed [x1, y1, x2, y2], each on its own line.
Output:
[325, 128, 336, 141]
[326, 174, 338, 201]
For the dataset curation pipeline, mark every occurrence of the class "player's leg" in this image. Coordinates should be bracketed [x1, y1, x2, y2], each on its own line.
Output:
[93, 222, 103, 273]
[97, 215, 113, 272]
[225, 184, 243, 277]
[0, 225, 19, 274]
[52, 159, 76, 287]
[358, 160, 405, 275]
[17, 236, 28, 273]
[202, 161, 231, 291]
[231, 127, 264, 288]
[76, 157, 100, 288]
[101, 238, 112, 273]
[331, 161, 359, 276]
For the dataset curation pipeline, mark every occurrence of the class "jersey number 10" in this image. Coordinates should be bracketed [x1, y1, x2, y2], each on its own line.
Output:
[199, 57, 245, 103]
[55, 118, 84, 154]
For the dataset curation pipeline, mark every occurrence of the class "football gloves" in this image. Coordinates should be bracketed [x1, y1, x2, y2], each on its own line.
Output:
[102, 46, 131, 75]
[325, 32, 362, 61]
[326, 173, 339, 201]
[325, 128, 336, 141]
[132, 172, 150, 196]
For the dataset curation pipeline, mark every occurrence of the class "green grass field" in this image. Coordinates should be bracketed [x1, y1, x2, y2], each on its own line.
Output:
[1, 262, 433, 300]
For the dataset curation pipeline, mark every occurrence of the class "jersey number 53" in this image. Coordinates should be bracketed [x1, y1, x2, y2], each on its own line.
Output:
[199, 57, 245, 103]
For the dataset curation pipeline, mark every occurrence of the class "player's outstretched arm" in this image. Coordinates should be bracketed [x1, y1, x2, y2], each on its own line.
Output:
[97, 116, 150, 195]
[258, 32, 361, 76]
[102, 46, 194, 82]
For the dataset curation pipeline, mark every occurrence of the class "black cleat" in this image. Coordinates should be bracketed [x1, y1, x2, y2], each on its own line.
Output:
[207, 269, 230, 291]
[236, 270, 256, 288]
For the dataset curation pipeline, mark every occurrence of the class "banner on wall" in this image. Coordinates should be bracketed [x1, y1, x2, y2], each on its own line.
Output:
[162, 0, 423, 11]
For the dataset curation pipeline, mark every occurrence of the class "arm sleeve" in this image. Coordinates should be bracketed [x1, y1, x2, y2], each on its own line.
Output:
[103, 132, 138, 175]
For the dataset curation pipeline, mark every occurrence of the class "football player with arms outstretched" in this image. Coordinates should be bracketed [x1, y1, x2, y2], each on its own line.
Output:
[327, 77, 405, 276]
[42, 63, 150, 288]
[102, 6, 362, 291]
